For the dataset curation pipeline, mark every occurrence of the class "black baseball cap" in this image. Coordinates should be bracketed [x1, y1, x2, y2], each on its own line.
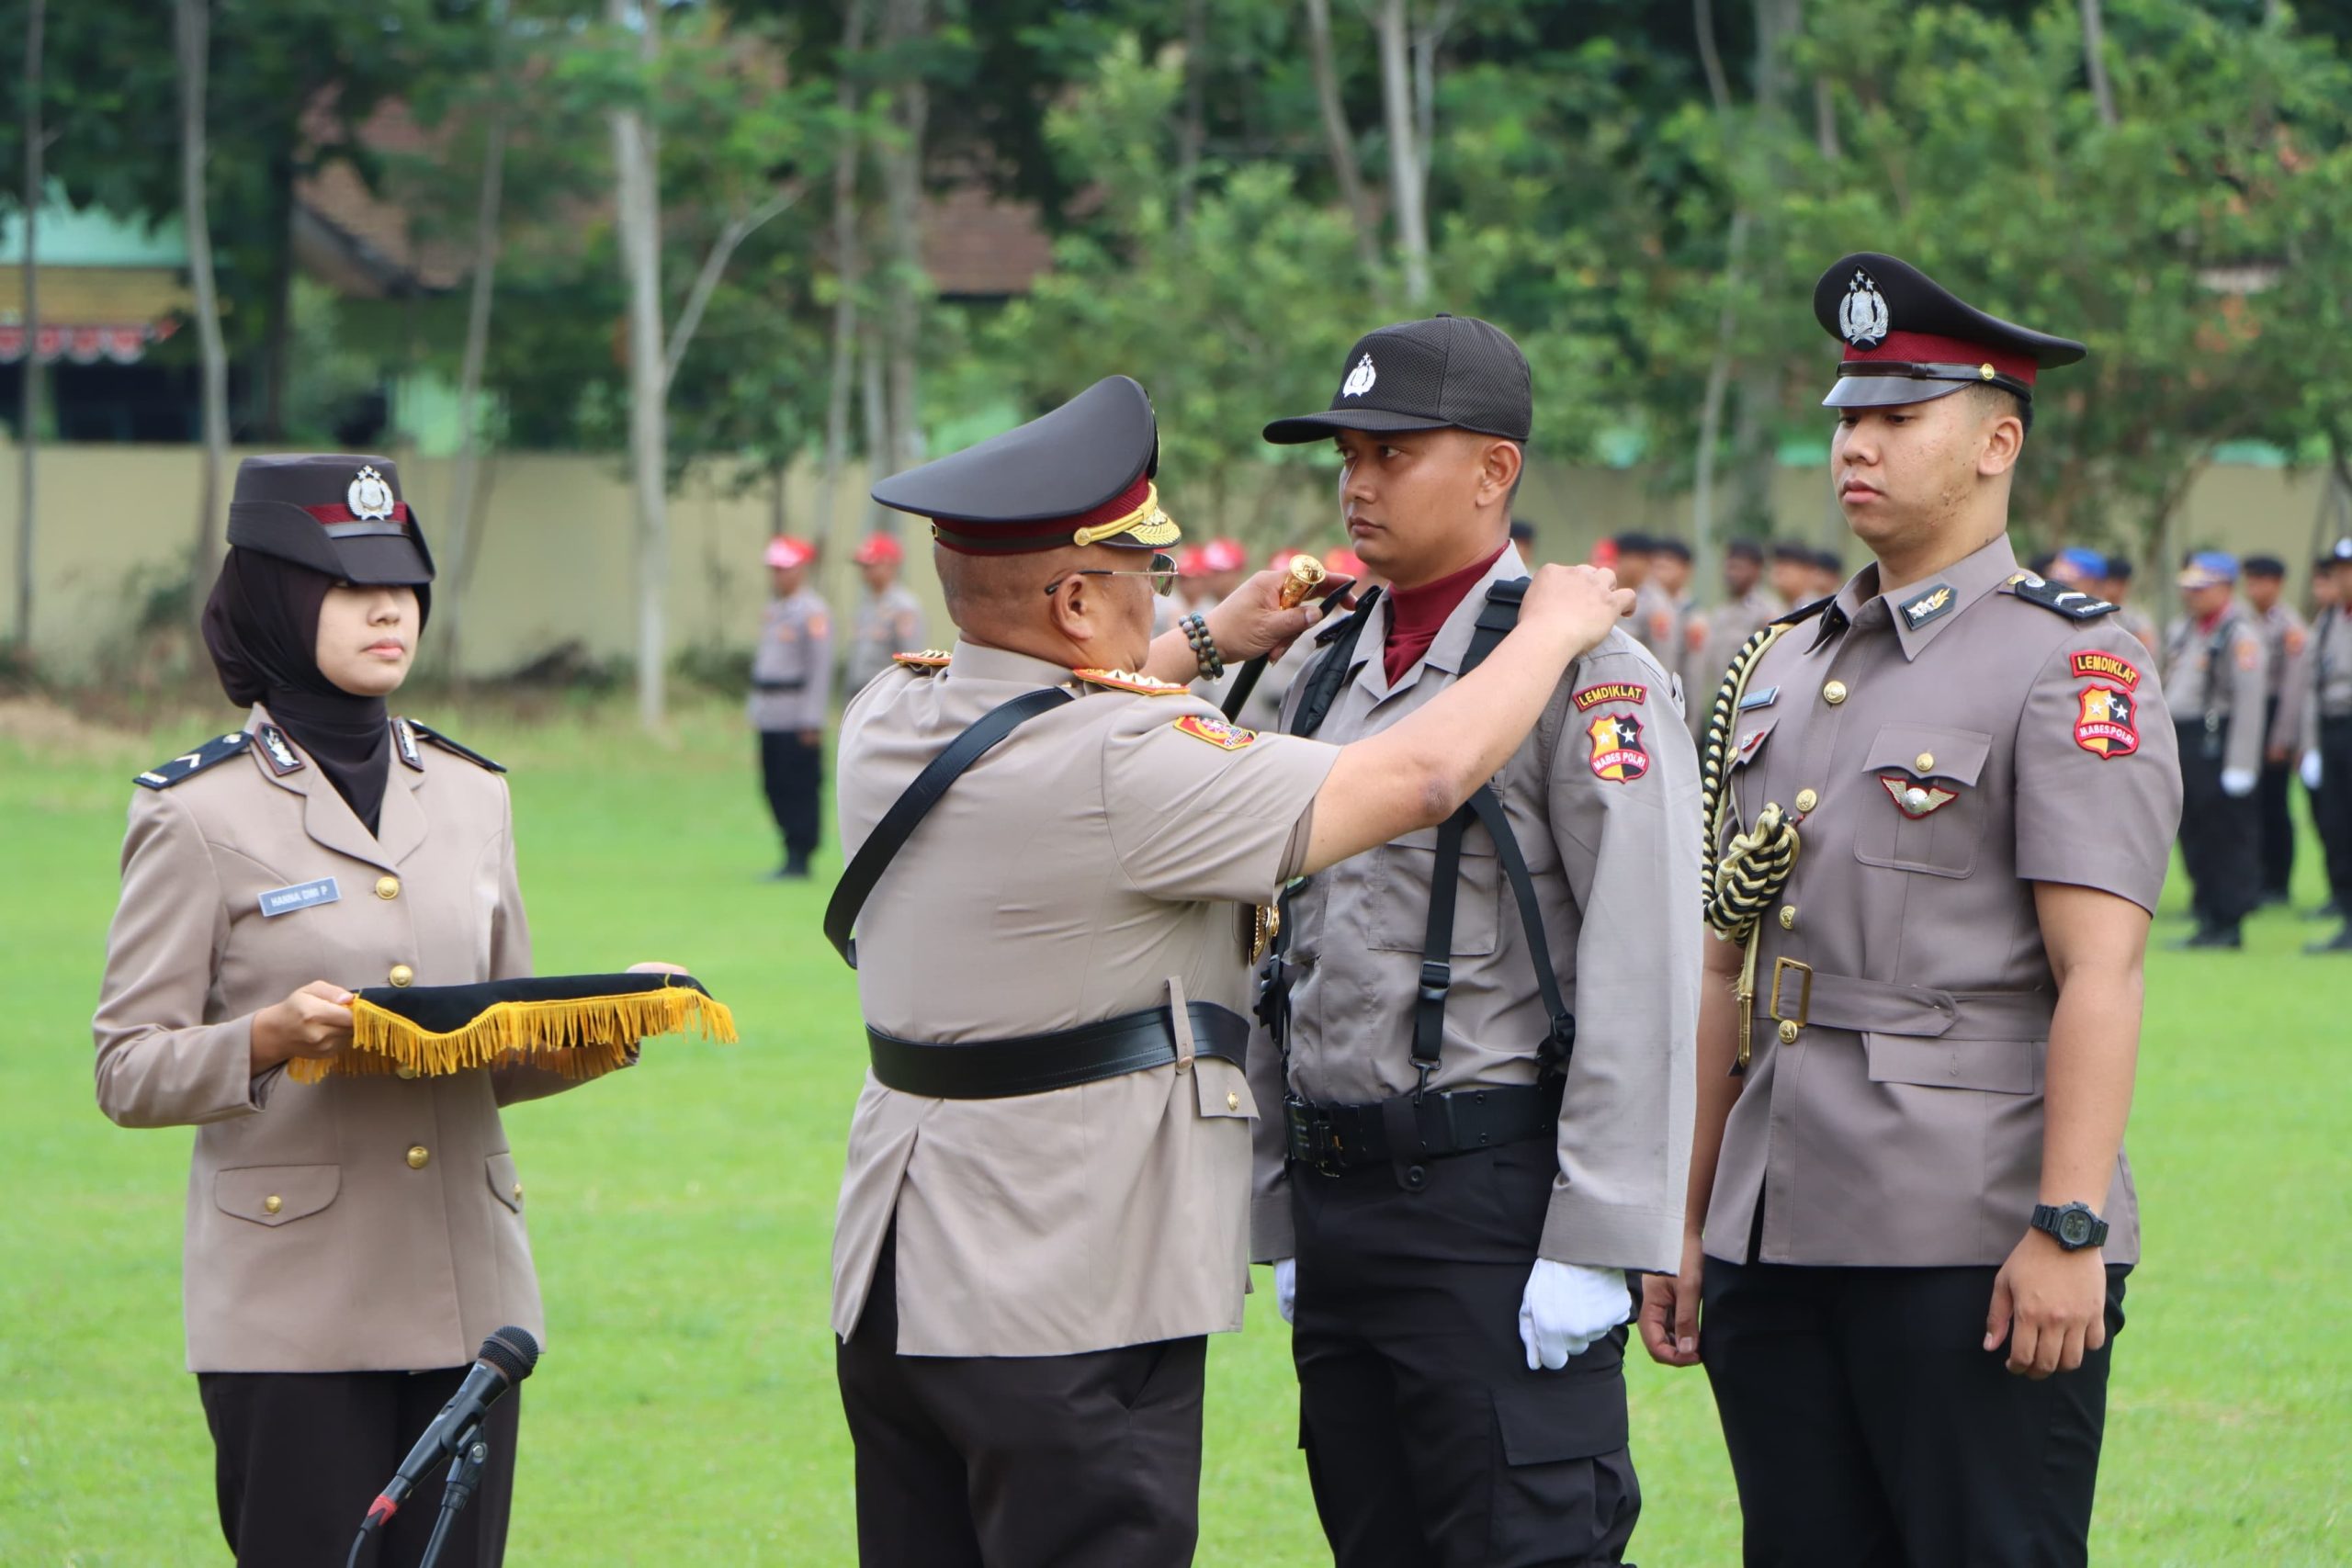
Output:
[2243, 554, 2286, 579]
[1655, 537, 1692, 562]
[1263, 314, 1532, 446]
[2106, 554, 2136, 580]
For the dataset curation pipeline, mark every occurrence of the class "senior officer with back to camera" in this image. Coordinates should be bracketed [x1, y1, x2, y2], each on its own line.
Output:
[1251, 314, 1700, 1568]
[1637, 255, 2183, 1567]
[820, 375, 1637, 1568]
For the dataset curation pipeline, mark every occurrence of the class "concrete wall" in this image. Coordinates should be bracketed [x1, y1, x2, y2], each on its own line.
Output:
[2, 439, 2342, 682]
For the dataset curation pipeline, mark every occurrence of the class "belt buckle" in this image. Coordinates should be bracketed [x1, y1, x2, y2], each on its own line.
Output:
[1286, 1098, 1347, 1177]
[1770, 957, 1813, 1027]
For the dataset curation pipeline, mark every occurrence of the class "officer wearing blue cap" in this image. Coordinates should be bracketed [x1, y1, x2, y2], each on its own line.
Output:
[2164, 551, 2267, 947]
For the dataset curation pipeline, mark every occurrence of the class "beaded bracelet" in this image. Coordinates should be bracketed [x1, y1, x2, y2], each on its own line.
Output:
[1182, 613, 1226, 680]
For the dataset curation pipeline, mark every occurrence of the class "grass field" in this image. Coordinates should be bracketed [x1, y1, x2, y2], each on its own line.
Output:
[2, 694, 2346, 1566]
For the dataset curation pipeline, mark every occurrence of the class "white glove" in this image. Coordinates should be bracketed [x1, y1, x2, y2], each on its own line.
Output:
[2220, 767, 2257, 799]
[1517, 1260, 1632, 1371]
[1273, 1258, 1297, 1325]
[2304, 750, 2324, 792]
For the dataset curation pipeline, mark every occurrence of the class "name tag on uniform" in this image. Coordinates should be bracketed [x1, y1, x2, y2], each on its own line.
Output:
[259, 877, 341, 918]
[1738, 685, 1779, 711]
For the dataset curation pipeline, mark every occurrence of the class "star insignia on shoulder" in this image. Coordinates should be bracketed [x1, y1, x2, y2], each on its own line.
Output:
[1073, 667, 1190, 696]
[135, 731, 250, 790]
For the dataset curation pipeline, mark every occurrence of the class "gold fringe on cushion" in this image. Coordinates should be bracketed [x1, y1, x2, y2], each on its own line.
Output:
[291, 985, 739, 1084]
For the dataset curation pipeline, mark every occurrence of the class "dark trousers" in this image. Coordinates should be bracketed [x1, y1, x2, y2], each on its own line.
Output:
[835, 1228, 1206, 1568]
[196, 1367, 519, 1568]
[2176, 719, 2259, 928]
[757, 728, 822, 865]
[1290, 1138, 1640, 1568]
[2318, 716, 2352, 906]
[2257, 699, 2295, 897]
[1701, 1258, 2127, 1568]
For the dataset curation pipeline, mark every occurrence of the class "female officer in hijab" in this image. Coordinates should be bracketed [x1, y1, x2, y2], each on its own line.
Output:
[91, 454, 647, 1568]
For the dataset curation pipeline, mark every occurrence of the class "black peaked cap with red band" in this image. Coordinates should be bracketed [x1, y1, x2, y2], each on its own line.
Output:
[225, 453, 435, 585]
[870, 376, 1181, 556]
[1815, 253, 2085, 412]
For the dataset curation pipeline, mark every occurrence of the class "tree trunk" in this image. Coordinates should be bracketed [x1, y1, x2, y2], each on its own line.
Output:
[1301, 0, 1380, 274]
[2079, 0, 2117, 128]
[1409, 2, 1459, 194]
[1374, 0, 1428, 305]
[877, 0, 929, 480]
[817, 0, 869, 550]
[177, 0, 229, 632]
[1811, 76, 1840, 161]
[1175, 0, 1207, 229]
[860, 311, 888, 530]
[1689, 0, 1743, 592]
[14, 0, 41, 651]
[610, 0, 669, 730]
[258, 143, 295, 441]
[435, 0, 511, 682]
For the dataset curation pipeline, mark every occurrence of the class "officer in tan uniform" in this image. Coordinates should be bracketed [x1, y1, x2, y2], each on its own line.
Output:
[843, 533, 928, 695]
[749, 535, 833, 878]
[2096, 553, 2160, 653]
[2302, 539, 2352, 950]
[1687, 539, 1777, 739]
[91, 455, 639, 1568]
[1255, 315, 1700, 1568]
[2244, 555, 2311, 906]
[2163, 552, 2266, 947]
[824, 375, 1635, 1567]
[1639, 254, 2183, 1567]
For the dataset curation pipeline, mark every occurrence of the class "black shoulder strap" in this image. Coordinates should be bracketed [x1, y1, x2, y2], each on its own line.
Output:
[1412, 579, 1573, 1087]
[1287, 587, 1384, 739]
[823, 687, 1076, 966]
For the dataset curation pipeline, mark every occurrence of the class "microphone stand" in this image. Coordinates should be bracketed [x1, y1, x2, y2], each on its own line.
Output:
[416, 1423, 490, 1568]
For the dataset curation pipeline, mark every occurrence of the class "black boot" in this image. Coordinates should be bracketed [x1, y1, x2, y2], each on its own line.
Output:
[783, 849, 813, 880]
[2176, 923, 2243, 951]
[2311, 897, 2346, 921]
[2307, 924, 2352, 954]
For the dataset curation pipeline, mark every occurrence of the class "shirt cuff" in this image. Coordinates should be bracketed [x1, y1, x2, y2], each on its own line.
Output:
[1538, 1192, 1684, 1274]
[1250, 1190, 1295, 1263]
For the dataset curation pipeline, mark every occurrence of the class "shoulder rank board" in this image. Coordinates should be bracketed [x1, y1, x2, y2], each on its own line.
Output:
[892, 649, 953, 673]
[2007, 572, 2119, 621]
[135, 731, 250, 790]
[1073, 667, 1190, 696]
[405, 719, 507, 773]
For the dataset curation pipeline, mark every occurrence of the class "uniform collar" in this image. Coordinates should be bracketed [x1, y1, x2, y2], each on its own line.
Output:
[946, 639, 1081, 689]
[1816, 535, 2020, 661]
[243, 704, 425, 873]
[1345, 543, 1528, 699]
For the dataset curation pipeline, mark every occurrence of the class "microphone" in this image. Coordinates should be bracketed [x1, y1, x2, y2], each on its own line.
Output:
[360, 1326, 538, 1533]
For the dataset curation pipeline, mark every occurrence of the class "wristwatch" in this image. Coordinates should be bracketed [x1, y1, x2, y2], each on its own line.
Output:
[2029, 1201, 2109, 1252]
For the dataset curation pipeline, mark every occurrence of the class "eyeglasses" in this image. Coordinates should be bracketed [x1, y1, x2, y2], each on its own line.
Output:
[1045, 552, 1180, 599]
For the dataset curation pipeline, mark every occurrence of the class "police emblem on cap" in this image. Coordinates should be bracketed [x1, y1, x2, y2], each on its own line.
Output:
[1340, 355, 1377, 399]
[1838, 269, 1890, 350]
[347, 465, 397, 521]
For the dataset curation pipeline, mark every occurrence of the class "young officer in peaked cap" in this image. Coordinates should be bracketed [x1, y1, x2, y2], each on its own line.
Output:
[1638, 254, 2183, 1567]
[824, 375, 1638, 1567]
[2163, 551, 2266, 947]
[750, 535, 833, 879]
[1253, 315, 1701, 1567]
[2241, 554, 2312, 908]
[92, 455, 660, 1568]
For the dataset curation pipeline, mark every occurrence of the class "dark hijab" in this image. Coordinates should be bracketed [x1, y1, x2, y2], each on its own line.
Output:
[200, 548, 425, 835]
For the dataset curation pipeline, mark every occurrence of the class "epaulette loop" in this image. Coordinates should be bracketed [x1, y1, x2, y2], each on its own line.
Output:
[2005, 572, 2120, 621]
[135, 731, 250, 790]
[404, 718, 507, 773]
[1072, 667, 1190, 696]
[892, 649, 953, 672]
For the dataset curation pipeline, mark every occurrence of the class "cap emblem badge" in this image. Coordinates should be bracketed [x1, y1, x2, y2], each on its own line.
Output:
[347, 465, 397, 521]
[1340, 354, 1377, 399]
[1838, 269, 1889, 350]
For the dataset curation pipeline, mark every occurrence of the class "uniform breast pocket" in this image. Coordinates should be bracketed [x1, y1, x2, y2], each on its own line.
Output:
[215, 1164, 341, 1227]
[1367, 825, 1499, 955]
[1852, 725, 1994, 879]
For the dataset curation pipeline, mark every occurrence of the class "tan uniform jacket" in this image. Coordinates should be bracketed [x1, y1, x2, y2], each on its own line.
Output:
[92, 706, 582, 1373]
[2302, 607, 2352, 752]
[1686, 588, 1781, 739]
[846, 583, 927, 695]
[748, 590, 834, 733]
[2256, 602, 2312, 753]
[1247, 547, 1702, 1273]
[830, 644, 1339, 1357]
[1632, 580, 1683, 670]
[1703, 539, 2182, 1269]
[2163, 607, 2267, 779]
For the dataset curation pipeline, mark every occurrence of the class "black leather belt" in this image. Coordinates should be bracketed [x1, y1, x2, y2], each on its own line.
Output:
[1285, 1078, 1561, 1176]
[867, 1002, 1249, 1100]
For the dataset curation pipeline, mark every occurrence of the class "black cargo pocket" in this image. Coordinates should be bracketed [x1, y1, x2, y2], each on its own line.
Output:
[1488, 1373, 1636, 1562]
[1852, 724, 1993, 877]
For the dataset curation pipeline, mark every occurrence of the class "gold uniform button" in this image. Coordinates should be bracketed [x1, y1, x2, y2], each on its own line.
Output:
[1779, 905, 1798, 931]
[1226, 1092, 1239, 1111]
[406, 1145, 431, 1170]
[1823, 680, 1849, 705]
[394, 1064, 420, 1081]
[1915, 752, 1936, 774]
[1794, 788, 1819, 813]
[1778, 1020, 1802, 1045]
[375, 875, 401, 900]
[389, 964, 415, 987]
[513, 1183, 525, 1202]
[263, 1195, 283, 1215]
